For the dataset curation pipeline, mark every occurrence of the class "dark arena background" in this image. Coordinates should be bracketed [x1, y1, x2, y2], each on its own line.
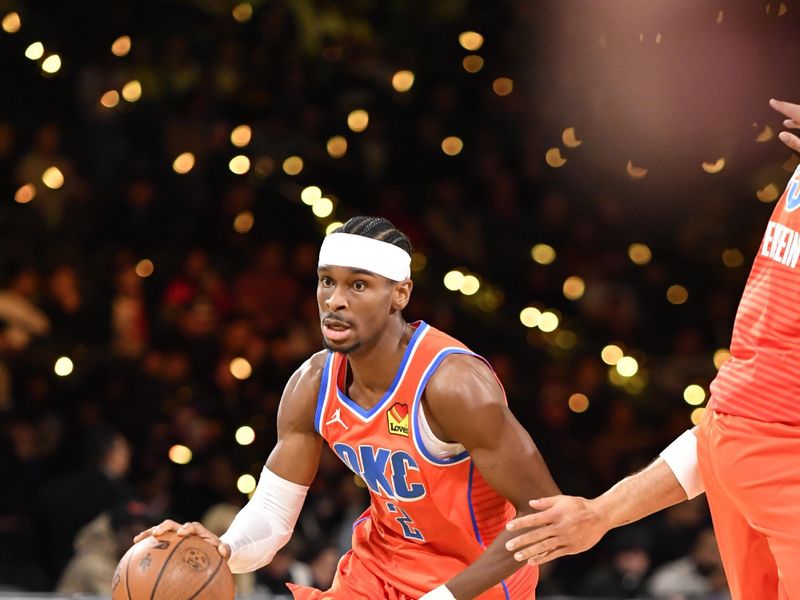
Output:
[1, 1, 799, 598]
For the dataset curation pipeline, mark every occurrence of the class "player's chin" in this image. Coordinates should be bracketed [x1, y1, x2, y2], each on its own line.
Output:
[322, 338, 361, 354]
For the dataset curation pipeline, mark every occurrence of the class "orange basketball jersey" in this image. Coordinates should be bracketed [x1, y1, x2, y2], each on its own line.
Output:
[313, 321, 537, 599]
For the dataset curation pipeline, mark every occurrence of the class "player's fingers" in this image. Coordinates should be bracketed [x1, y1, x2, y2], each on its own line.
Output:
[506, 512, 549, 532]
[783, 119, 800, 130]
[510, 536, 559, 562]
[217, 542, 231, 559]
[779, 131, 800, 154]
[505, 526, 553, 552]
[770, 98, 800, 123]
[527, 546, 568, 566]
[150, 519, 181, 537]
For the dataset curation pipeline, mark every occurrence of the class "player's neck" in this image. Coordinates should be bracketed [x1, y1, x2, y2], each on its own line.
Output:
[346, 318, 411, 398]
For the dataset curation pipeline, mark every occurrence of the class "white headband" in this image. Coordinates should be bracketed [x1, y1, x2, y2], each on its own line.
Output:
[318, 232, 411, 281]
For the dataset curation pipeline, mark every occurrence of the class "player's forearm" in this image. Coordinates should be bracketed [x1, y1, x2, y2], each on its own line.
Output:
[444, 513, 531, 600]
[593, 458, 687, 530]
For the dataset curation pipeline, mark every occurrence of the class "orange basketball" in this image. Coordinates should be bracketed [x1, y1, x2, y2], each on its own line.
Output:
[112, 531, 235, 600]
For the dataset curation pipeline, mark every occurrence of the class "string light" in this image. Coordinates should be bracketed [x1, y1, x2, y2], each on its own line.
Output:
[601, 344, 624, 365]
[173, 152, 195, 174]
[25, 42, 44, 60]
[443, 270, 465, 291]
[135, 259, 154, 277]
[538, 311, 559, 332]
[2, 12, 21, 34]
[531, 244, 556, 265]
[169, 445, 192, 465]
[235, 426, 256, 446]
[460, 275, 480, 296]
[628, 243, 652, 265]
[42, 166, 64, 189]
[312, 197, 334, 218]
[282, 156, 303, 175]
[14, 184, 36, 204]
[230, 357, 252, 380]
[568, 393, 589, 413]
[616, 356, 639, 377]
[459, 31, 484, 51]
[301, 186, 322, 206]
[562, 276, 585, 300]
[54, 356, 74, 377]
[327, 136, 348, 158]
[441, 136, 463, 156]
[683, 384, 706, 406]
[122, 80, 142, 102]
[233, 211, 254, 234]
[392, 70, 415, 92]
[100, 90, 120, 108]
[520, 307, 541, 328]
[492, 78, 513, 96]
[347, 110, 369, 133]
[666, 285, 689, 305]
[111, 35, 131, 57]
[462, 55, 484, 73]
[229, 155, 251, 175]
[230, 125, 252, 147]
[237, 474, 256, 494]
[41, 54, 61, 74]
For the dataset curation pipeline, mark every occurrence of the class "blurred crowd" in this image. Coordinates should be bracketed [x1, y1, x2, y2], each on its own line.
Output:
[3, 0, 791, 597]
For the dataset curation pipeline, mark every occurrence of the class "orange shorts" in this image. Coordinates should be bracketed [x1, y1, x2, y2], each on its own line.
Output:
[287, 550, 414, 600]
[697, 409, 800, 600]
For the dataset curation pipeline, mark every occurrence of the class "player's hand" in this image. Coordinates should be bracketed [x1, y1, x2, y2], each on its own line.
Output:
[503, 495, 610, 565]
[132, 519, 231, 560]
[770, 98, 800, 153]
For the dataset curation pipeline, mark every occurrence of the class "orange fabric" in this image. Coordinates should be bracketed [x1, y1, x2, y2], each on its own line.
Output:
[696, 409, 800, 599]
[287, 550, 414, 600]
[311, 321, 537, 598]
[710, 165, 800, 425]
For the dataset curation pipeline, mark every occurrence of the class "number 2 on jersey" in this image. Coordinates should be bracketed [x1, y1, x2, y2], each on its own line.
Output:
[386, 502, 425, 542]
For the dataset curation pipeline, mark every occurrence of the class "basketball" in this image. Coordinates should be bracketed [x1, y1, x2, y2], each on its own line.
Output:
[112, 531, 235, 600]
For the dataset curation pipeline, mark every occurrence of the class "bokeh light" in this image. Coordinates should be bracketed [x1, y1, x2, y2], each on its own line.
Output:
[462, 55, 484, 73]
[282, 156, 303, 175]
[392, 70, 415, 92]
[443, 270, 465, 291]
[312, 197, 334, 218]
[25, 42, 44, 60]
[441, 136, 464, 156]
[531, 244, 556, 265]
[713, 348, 732, 370]
[230, 357, 253, 380]
[347, 110, 369, 132]
[301, 186, 322, 205]
[568, 393, 590, 413]
[42, 166, 64, 189]
[100, 90, 120, 108]
[111, 35, 131, 57]
[562, 276, 585, 300]
[492, 78, 513, 96]
[169, 445, 192, 465]
[545, 148, 566, 168]
[230, 125, 252, 147]
[173, 152, 195, 174]
[601, 344, 624, 366]
[327, 136, 348, 158]
[54, 356, 74, 377]
[538, 311, 559, 332]
[234, 211, 254, 234]
[722, 248, 744, 268]
[2, 12, 21, 34]
[232, 3, 253, 23]
[690, 407, 706, 426]
[15, 184, 36, 204]
[616, 356, 639, 377]
[135, 259, 154, 278]
[235, 426, 256, 446]
[122, 80, 142, 102]
[326, 221, 344, 235]
[41, 54, 61, 74]
[458, 31, 484, 51]
[628, 243, 652, 265]
[666, 285, 689, 305]
[237, 474, 257, 494]
[229, 155, 251, 175]
[520, 307, 541, 328]
[683, 384, 706, 406]
[460, 275, 480, 296]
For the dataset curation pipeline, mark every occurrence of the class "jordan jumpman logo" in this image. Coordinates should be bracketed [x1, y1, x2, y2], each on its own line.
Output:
[325, 408, 349, 430]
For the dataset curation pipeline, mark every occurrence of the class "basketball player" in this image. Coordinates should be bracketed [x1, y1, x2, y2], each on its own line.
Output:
[136, 216, 560, 599]
[504, 97, 800, 600]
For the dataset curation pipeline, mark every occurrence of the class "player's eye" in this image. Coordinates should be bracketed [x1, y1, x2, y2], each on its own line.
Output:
[353, 281, 366, 291]
[320, 276, 333, 287]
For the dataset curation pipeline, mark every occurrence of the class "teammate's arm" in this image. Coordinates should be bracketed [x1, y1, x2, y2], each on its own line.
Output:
[421, 355, 560, 600]
[133, 353, 325, 571]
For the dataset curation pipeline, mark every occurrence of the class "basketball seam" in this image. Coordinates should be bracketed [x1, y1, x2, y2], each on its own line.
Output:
[185, 552, 225, 600]
[150, 536, 190, 600]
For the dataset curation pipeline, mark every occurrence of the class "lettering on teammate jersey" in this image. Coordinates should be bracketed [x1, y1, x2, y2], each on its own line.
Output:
[760, 221, 800, 268]
[785, 166, 800, 211]
[332, 443, 426, 501]
[387, 402, 409, 437]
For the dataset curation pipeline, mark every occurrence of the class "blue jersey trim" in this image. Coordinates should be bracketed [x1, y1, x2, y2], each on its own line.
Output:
[467, 461, 484, 546]
[335, 321, 429, 420]
[469, 462, 512, 600]
[314, 353, 333, 434]
[411, 348, 475, 465]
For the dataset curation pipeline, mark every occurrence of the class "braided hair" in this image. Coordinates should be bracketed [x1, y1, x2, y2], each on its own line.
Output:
[333, 216, 412, 256]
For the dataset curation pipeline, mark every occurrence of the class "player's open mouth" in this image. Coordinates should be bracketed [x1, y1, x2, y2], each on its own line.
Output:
[322, 319, 351, 342]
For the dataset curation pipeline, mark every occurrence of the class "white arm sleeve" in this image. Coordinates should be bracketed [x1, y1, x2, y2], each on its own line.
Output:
[219, 466, 308, 573]
[659, 429, 704, 499]
[420, 585, 457, 600]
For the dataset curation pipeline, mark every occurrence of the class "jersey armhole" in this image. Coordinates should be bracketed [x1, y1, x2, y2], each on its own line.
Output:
[313, 352, 333, 435]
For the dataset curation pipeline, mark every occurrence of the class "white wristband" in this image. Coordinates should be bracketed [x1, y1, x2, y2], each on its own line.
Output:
[659, 430, 704, 499]
[419, 585, 457, 600]
[219, 467, 308, 573]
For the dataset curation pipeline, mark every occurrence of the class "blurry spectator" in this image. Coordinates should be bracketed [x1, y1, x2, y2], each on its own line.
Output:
[111, 261, 149, 359]
[202, 503, 256, 596]
[0, 264, 50, 350]
[256, 540, 313, 596]
[648, 527, 730, 600]
[577, 527, 654, 598]
[56, 501, 156, 595]
[40, 426, 132, 582]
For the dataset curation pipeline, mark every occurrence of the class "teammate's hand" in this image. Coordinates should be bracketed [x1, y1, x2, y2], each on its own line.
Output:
[503, 495, 610, 565]
[132, 519, 231, 559]
[771, 98, 800, 153]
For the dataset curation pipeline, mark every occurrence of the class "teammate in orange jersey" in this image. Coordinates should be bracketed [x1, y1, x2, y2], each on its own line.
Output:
[505, 98, 800, 600]
[135, 216, 560, 599]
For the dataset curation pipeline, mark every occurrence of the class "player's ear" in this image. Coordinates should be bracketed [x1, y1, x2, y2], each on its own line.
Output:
[391, 279, 412, 310]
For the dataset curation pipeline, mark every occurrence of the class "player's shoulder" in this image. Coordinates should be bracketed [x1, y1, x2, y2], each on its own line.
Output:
[284, 350, 329, 399]
[425, 352, 500, 406]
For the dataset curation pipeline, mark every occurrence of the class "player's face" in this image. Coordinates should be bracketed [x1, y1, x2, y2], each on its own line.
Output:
[316, 265, 401, 354]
